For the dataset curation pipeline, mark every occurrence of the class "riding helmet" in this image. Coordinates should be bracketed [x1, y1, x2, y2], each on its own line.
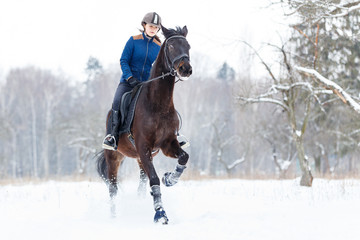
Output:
[142, 12, 161, 28]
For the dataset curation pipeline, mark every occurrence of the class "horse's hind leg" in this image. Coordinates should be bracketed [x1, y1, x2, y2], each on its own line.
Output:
[136, 158, 148, 197]
[104, 149, 125, 198]
[161, 139, 189, 187]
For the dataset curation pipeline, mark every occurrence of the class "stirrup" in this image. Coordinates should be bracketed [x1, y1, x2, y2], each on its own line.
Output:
[102, 134, 117, 151]
[177, 134, 190, 149]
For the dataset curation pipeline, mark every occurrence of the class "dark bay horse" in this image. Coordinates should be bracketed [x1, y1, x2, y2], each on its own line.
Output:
[96, 25, 192, 224]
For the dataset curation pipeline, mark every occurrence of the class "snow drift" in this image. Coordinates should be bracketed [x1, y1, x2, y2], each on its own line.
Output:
[1, 179, 360, 240]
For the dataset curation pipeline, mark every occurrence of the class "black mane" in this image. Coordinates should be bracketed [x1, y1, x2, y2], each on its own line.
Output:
[163, 26, 186, 39]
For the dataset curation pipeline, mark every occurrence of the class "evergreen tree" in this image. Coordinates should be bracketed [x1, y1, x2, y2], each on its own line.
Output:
[217, 62, 235, 82]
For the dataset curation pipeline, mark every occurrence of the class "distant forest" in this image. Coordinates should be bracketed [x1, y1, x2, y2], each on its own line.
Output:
[1, 1, 360, 185]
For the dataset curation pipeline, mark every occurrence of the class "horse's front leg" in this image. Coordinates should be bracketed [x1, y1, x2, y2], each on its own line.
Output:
[162, 139, 189, 187]
[138, 148, 169, 224]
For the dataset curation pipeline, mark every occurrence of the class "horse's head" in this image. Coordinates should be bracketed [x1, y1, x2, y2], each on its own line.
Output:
[162, 25, 192, 80]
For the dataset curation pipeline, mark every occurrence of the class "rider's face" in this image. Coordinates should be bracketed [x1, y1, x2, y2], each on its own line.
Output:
[144, 24, 159, 37]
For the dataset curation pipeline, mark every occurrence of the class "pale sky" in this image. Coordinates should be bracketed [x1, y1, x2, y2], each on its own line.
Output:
[0, 0, 287, 81]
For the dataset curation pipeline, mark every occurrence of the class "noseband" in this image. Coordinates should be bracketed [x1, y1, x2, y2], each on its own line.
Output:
[164, 35, 190, 76]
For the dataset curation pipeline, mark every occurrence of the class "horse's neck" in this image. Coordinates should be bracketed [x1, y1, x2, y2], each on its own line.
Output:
[147, 66, 175, 110]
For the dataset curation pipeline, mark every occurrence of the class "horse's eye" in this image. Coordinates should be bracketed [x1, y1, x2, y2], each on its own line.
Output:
[169, 44, 174, 50]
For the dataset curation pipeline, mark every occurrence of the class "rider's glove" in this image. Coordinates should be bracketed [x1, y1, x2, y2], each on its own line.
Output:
[127, 77, 140, 87]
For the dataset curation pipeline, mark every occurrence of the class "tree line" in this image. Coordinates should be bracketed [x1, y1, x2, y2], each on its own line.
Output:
[1, 1, 360, 185]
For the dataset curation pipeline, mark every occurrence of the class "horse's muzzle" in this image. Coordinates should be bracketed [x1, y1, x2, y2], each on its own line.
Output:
[177, 60, 192, 80]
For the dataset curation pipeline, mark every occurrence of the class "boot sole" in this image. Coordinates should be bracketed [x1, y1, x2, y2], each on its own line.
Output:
[102, 144, 116, 151]
[180, 142, 190, 149]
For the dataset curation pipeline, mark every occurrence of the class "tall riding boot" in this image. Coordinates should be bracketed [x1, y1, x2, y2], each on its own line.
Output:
[102, 110, 120, 151]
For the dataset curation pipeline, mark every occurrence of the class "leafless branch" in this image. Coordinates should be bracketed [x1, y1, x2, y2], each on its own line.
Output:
[237, 96, 289, 111]
[240, 40, 278, 84]
[314, 1, 360, 23]
[295, 66, 360, 114]
[227, 157, 246, 170]
[284, 2, 307, 16]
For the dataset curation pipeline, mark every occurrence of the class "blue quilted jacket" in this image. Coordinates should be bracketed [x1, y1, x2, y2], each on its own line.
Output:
[120, 32, 161, 83]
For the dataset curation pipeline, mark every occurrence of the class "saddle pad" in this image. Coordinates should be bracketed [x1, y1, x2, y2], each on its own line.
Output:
[118, 85, 143, 135]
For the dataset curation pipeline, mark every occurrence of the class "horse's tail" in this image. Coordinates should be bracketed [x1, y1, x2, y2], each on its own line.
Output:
[95, 150, 108, 182]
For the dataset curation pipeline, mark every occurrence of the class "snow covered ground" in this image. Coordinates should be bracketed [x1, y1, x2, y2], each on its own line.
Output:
[1, 178, 360, 240]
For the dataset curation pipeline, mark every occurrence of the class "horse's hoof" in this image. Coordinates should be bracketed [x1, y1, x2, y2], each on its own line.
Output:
[154, 208, 169, 224]
[109, 184, 118, 198]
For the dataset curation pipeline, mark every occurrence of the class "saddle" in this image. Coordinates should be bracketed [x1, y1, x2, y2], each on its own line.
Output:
[118, 85, 143, 135]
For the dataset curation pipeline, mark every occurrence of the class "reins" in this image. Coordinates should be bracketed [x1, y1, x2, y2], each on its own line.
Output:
[141, 72, 173, 85]
[139, 71, 183, 85]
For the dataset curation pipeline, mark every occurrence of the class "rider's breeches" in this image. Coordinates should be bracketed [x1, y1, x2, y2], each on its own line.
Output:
[112, 82, 133, 111]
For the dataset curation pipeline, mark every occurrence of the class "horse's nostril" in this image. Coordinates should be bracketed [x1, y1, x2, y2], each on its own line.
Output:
[189, 67, 192, 75]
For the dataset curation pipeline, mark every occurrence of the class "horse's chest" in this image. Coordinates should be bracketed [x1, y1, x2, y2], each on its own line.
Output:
[159, 113, 176, 127]
[153, 112, 177, 132]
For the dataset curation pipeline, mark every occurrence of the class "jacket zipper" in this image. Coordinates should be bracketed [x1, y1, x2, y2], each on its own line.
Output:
[140, 37, 150, 81]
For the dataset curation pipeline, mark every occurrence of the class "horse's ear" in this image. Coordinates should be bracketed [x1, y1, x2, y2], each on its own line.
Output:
[182, 26, 188, 37]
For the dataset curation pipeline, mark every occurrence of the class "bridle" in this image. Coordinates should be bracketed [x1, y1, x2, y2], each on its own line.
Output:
[142, 35, 190, 84]
[163, 35, 190, 77]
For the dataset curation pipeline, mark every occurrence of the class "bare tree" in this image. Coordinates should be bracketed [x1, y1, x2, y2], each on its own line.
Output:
[264, 133, 294, 179]
[211, 121, 245, 176]
[238, 44, 323, 186]
[0, 81, 18, 178]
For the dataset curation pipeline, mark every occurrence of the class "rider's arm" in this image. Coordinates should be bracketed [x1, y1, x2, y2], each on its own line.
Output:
[120, 37, 134, 81]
